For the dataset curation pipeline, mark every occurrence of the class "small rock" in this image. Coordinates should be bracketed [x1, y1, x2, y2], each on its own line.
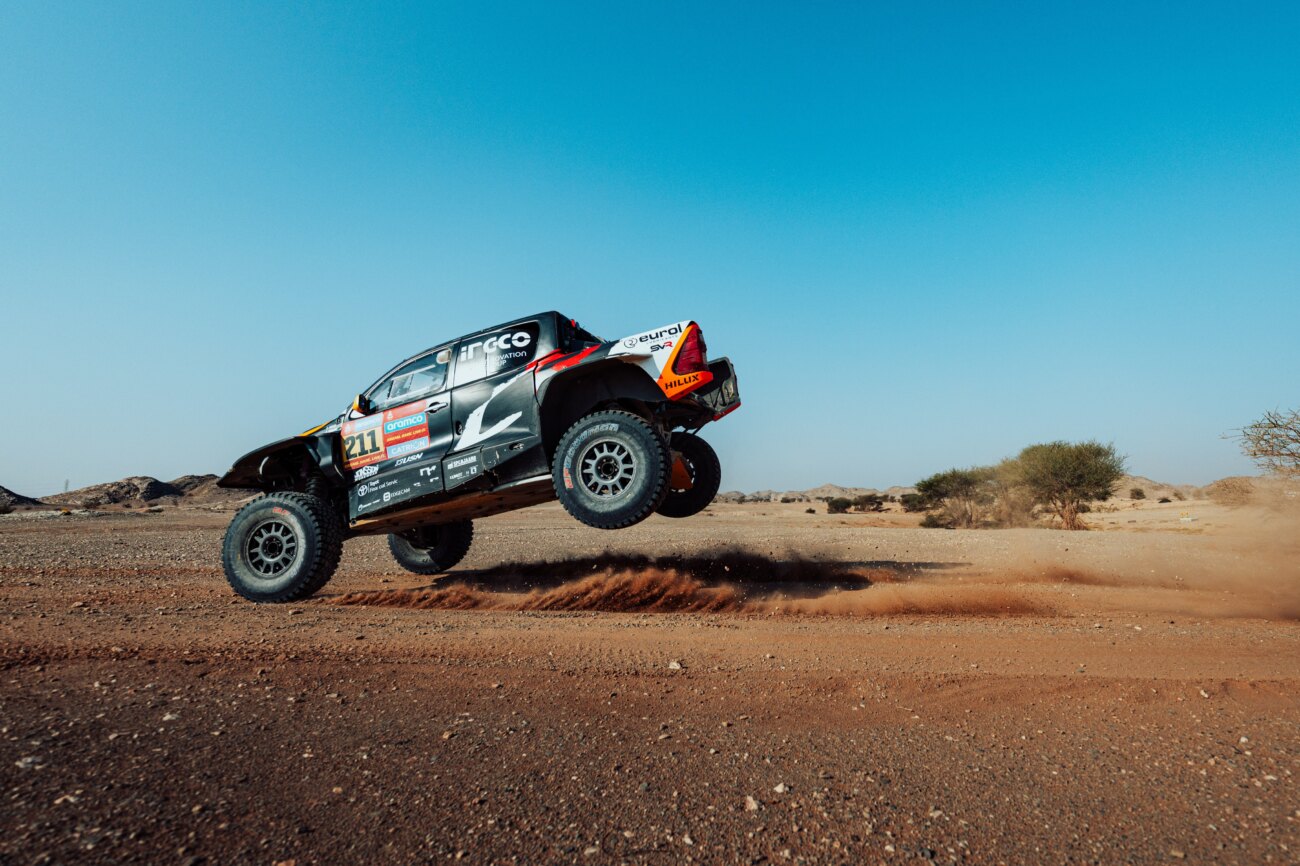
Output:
[15, 756, 42, 770]
[668, 660, 683, 671]
[162, 712, 179, 722]
[745, 796, 760, 811]
[773, 782, 787, 794]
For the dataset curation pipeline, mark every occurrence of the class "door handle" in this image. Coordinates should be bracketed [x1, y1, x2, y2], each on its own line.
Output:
[428, 400, 449, 414]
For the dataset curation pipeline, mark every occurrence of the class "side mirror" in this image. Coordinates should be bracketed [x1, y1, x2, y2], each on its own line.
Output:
[350, 393, 372, 417]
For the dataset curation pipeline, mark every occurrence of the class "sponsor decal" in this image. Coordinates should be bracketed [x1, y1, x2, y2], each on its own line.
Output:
[343, 399, 431, 469]
[272, 507, 288, 516]
[419, 466, 440, 478]
[341, 413, 383, 435]
[659, 367, 713, 398]
[622, 338, 637, 349]
[393, 451, 425, 467]
[383, 492, 390, 503]
[444, 451, 481, 486]
[636, 324, 682, 344]
[386, 437, 429, 459]
[354, 464, 379, 481]
[459, 330, 533, 361]
[563, 466, 573, 489]
[384, 412, 426, 434]
[649, 341, 674, 352]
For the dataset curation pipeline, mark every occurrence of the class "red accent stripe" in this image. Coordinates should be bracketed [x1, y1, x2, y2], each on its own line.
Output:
[526, 349, 565, 372]
[548, 345, 599, 372]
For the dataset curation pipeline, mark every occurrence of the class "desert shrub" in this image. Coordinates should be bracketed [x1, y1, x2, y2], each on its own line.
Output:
[805, 507, 815, 514]
[1172, 490, 1185, 501]
[1205, 477, 1254, 505]
[827, 497, 851, 514]
[915, 467, 994, 528]
[0, 503, 12, 515]
[986, 458, 1036, 527]
[899, 493, 928, 513]
[1016, 441, 1125, 530]
[852, 494, 886, 512]
[919, 512, 952, 529]
[1130, 487, 1146, 500]
[1158, 496, 1172, 503]
[780, 496, 796, 504]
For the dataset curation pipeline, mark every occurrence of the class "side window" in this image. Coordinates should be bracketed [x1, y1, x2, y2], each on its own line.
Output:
[453, 321, 540, 385]
[368, 348, 451, 410]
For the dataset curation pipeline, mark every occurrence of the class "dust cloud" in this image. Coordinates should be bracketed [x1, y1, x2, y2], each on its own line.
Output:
[327, 549, 1048, 616]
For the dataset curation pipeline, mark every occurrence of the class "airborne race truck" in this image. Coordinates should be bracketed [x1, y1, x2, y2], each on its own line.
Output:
[217, 312, 741, 602]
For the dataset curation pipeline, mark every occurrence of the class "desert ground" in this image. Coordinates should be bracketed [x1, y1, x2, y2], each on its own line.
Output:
[2, 498, 1298, 865]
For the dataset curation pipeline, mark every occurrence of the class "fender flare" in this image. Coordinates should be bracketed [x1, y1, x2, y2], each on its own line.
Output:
[536, 359, 665, 455]
[217, 435, 333, 490]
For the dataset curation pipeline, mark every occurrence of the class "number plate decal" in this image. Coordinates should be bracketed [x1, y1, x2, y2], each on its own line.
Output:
[340, 399, 434, 470]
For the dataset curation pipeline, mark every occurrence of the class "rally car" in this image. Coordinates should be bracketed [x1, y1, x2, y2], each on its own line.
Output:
[216, 312, 741, 602]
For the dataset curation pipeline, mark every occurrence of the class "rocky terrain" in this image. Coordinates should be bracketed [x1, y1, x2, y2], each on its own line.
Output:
[2, 499, 1297, 864]
[6, 475, 250, 511]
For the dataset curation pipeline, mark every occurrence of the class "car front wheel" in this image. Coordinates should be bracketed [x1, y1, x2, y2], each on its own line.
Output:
[221, 492, 343, 602]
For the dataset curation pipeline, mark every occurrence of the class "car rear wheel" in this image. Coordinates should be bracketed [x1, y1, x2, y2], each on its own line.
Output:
[222, 492, 343, 602]
[388, 520, 474, 575]
[552, 410, 670, 529]
[656, 432, 722, 518]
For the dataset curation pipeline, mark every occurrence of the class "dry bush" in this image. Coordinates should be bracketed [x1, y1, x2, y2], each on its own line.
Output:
[1237, 409, 1300, 477]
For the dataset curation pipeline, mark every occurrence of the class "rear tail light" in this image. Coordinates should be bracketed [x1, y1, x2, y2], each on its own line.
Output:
[673, 325, 708, 375]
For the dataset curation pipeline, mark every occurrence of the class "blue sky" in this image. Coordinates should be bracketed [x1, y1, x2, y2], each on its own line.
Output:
[2, 2, 1297, 496]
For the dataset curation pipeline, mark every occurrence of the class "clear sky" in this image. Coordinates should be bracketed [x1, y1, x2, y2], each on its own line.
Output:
[2, 2, 1297, 497]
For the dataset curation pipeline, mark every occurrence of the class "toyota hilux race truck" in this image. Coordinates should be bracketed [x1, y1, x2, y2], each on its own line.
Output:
[216, 312, 741, 602]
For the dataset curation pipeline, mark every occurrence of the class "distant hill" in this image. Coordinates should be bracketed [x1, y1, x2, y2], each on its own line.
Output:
[1116, 475, 1203, 500]
[37, 475, 249, 509]
[0, 485, 43, 509]
[720, 483, 919, 503]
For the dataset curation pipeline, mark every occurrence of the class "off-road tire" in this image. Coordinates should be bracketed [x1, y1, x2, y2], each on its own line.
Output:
[221, 492, 343, 602]
[551, 410, 671, 529]
[656, 432, 722, 519]
[300, 493, 346, 595]
[387, 520, 475, 575]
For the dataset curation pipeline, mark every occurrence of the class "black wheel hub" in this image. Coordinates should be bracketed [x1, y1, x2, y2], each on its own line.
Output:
[245, 520, 298, 578]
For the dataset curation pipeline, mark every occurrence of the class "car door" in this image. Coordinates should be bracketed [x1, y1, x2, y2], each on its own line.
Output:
[443, 320, 547, 489]
[341, 346, 456, 519]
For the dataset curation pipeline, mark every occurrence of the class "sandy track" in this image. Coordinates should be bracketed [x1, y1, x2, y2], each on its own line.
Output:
[2, 503, 1298, 864]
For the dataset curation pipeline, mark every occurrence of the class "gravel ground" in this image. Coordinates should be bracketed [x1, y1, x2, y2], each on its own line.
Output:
[2, 503, 1297, 864]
